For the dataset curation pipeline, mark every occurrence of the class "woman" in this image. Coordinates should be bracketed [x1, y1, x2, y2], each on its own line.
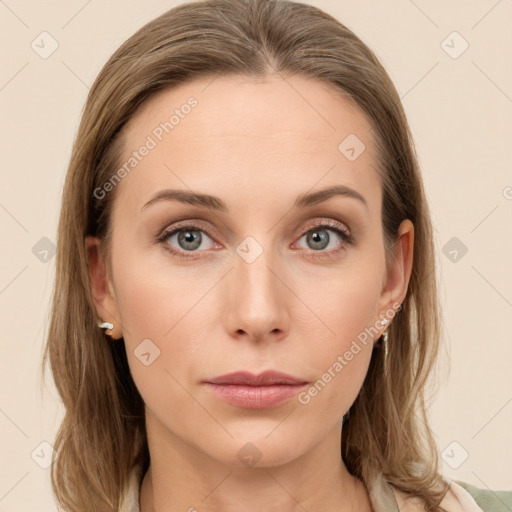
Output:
[41, 0, 511, 511]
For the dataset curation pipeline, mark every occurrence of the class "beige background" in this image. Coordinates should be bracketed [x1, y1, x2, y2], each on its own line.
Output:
[1, 0, 511, 509]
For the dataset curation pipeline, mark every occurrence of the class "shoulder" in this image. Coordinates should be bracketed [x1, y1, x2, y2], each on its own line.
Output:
[453, 480, 512, 512]
[390, 478, 512, 512]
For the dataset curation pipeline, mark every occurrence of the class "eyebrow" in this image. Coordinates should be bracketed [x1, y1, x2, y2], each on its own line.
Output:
[141, 184, 368, 212]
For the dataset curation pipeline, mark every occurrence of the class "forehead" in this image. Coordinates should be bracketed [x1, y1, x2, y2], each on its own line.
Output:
[114, 74, 381, 221]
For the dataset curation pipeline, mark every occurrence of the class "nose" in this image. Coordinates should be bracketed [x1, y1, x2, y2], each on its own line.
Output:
[223, 241, 290, 344]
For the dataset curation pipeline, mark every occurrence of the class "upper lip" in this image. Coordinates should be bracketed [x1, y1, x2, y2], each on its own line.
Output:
[204, 370, 308, 386]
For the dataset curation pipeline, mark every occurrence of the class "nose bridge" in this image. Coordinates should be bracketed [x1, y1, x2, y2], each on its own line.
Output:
[225, 233, 288, 338]
[234, 234, 280, 304]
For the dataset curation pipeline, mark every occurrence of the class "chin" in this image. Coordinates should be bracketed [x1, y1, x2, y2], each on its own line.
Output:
[205, 431, 307, 469]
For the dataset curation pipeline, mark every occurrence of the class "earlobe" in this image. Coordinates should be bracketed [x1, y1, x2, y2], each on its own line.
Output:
[85, 235, 123, 339]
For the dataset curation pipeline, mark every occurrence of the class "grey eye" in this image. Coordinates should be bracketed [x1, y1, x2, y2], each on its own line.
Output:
[306, 229, 330, 250]
[176, 229, 203, 251]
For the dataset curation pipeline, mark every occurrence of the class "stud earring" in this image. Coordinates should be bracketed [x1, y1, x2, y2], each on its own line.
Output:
[375, 302, 402, 349]
[97, 319, 115, 338]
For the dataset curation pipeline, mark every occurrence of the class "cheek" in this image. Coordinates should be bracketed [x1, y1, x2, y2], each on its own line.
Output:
[300, 263, 382, 351]
[112, 240, 212, 341]
[293, 267, 382, 413]
[109, 248, 206, 395]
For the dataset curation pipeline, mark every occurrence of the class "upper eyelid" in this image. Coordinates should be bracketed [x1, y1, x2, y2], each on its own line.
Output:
[160, 219, 215, 239]
[300, 218, 350, 233]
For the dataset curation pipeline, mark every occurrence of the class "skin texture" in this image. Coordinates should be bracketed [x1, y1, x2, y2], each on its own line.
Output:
[86, 74, 414, 512]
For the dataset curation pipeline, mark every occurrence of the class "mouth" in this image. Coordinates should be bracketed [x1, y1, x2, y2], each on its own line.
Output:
[202, 370, 308, 409]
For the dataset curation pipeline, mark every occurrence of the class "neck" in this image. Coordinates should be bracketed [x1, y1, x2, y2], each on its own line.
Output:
[139, 415, 373, 512]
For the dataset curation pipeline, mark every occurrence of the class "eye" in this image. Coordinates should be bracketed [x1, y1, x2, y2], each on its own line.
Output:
[157, 223, 217, 259]
[294, 220, 353, 260]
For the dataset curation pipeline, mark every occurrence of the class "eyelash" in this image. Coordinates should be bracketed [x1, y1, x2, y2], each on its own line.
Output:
[155, 219, 354, 260]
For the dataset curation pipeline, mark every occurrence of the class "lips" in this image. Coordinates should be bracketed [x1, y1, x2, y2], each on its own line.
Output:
[202, 370, 308, 409]
[204, 370, 308, 386]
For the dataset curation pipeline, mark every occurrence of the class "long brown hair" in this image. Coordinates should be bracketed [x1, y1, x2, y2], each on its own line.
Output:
[41, 0, 450, 510]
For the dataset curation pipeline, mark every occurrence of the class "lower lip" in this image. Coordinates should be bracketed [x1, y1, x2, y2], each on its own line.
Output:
[203, 383, 307, 409]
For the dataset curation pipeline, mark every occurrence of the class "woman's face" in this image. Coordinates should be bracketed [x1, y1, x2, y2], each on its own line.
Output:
[87, 74, 413, 468]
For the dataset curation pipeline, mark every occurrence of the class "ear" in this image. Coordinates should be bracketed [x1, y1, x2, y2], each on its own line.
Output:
[85, 235, 123, 339]
[377, 219, 414, 319]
